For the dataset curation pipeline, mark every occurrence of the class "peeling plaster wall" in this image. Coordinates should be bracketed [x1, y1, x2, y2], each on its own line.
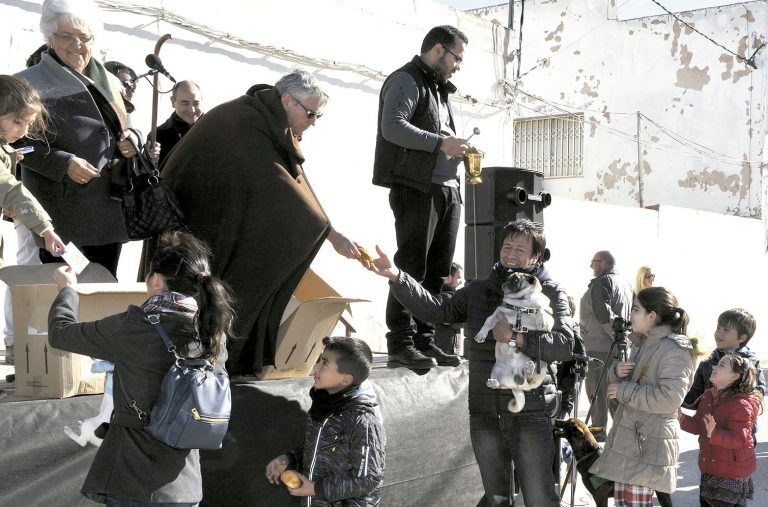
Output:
[477, 0, 766, 220]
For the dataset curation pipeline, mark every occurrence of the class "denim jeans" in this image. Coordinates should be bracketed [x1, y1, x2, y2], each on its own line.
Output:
[106, 496, 198, 507]
[470, 412, 560, 507]
[385, 184, 461, 352]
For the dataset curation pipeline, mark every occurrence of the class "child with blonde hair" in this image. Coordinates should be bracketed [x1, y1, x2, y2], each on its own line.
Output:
[679, 354, 762, 506]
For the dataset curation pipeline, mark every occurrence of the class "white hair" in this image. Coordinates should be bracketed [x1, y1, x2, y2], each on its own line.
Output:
[274, 69, 329, 106]
[40, 0, 103, 42]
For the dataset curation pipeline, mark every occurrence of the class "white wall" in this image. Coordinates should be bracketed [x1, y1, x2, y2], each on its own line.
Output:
[473, 0, 766, 221]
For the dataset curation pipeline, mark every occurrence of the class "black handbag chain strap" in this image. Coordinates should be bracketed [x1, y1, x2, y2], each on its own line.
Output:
[124, 134, 160, 188]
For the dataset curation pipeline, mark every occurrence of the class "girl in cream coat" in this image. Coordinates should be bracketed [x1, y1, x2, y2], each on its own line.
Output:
[589, 287, 697, 505]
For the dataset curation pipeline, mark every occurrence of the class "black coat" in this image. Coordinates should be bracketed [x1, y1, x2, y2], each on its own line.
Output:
[390, 263, 577, 416]
[48, 288, 209, 503]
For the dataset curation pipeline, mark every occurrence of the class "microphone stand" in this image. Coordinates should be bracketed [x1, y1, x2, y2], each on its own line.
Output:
[129, 69, 156, 85]
[149, 34, 172, 149]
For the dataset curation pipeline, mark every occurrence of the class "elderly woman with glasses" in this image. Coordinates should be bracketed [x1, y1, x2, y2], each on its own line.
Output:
[635, 265, 656, 293]
[14, 0, 138, 277]
[160, 69, 362, 376]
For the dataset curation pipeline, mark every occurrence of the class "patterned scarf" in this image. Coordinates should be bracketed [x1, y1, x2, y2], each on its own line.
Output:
[140, 291, 198, 315]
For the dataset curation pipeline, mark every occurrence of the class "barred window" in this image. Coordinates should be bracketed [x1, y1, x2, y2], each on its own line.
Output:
[512, 114, 584, 178]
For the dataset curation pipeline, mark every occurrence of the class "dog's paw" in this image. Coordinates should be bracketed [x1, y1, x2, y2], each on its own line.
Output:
[63, 425, 87, 447]
[486, 379, 500, 389]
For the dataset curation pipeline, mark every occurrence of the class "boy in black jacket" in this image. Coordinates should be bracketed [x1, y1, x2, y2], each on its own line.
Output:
[266, 337, 386, 506]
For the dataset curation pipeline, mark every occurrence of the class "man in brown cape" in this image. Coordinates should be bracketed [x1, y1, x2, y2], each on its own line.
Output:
[161, 70, 360, 374]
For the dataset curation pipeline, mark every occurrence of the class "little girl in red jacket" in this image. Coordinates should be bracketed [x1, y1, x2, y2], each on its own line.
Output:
[679, 353, 763, 507]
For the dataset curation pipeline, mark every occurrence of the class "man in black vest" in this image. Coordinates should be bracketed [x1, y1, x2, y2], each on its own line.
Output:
[372, 26, 471, 369]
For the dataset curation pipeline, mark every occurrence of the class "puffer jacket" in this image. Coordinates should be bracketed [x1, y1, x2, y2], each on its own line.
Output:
[589, 325, 696, 493]
[680, 387, 760, 479]
[287, 381, 386, 507]
[683, 346, 766, 409]
[389, 263, 577, 416]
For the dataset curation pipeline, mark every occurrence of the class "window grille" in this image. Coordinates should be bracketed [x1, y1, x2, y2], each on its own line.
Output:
[512, 114, 583, 178]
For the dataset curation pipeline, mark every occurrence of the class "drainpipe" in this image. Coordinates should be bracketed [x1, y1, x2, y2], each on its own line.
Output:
[637, 111, 645, 208]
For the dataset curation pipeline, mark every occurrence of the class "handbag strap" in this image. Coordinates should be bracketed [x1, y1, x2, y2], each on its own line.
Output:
[119, 314, 179, 421]
[125, 135, 160, 180]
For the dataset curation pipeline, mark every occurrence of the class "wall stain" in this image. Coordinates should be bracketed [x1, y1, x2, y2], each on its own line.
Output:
[580, 79, 600, 97]
[677, 167, 742, 198]
[675, 45, 710, 91]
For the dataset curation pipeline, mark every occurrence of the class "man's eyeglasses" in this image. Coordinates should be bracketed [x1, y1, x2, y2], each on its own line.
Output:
[53, 32, 94, 45]
[590, 259, 604, 265]
[442, 44, 463, 64]
[291, 95, 323, 119]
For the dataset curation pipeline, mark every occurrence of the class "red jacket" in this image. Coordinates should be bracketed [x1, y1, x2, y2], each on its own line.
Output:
[680, 387, 760, 479]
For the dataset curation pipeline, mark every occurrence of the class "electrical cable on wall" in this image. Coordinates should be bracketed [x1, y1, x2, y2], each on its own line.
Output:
[648, 0, 765, 69]
[94, 0, 508, 109]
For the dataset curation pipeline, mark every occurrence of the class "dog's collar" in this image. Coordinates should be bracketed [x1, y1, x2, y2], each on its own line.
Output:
[502, 302, 540, 314]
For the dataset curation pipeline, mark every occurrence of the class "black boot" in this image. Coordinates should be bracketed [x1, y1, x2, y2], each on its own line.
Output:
[387, 346, 438, 369]
[421, 343, 462, 367]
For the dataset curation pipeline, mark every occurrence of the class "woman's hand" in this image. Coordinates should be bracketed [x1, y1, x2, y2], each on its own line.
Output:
[148, 141, 161, 166]
[53, 265, 77, 290]
[117, 130, 138, 158]
[42, 229, 66, 257]
[265, 455, 288, 485]
[67, 156, 100, 185]
[607, 383, 618, 399]
[492, 317, 513, 344]
[327, 228, 360, 259]
[287, 473, 315, 497]
[361, 245, 399, 281]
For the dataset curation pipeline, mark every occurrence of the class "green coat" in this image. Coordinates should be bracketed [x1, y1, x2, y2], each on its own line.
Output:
[0, 143, 52, 237]
[589, 325, 696, 493]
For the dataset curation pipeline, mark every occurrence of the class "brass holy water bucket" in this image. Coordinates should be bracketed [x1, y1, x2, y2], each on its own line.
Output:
[463, 151, 484, 185]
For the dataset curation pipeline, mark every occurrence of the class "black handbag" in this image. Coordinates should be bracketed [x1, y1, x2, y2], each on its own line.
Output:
[121, 138, 185, 240]
[120, 314, 231, 450]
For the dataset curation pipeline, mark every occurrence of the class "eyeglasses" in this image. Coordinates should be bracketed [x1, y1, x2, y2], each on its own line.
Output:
[53, 32, 94, 45]
[441, 44, 463, 64]
[590, 259, 604, 265]
[644, 273, 656, 280]
[121, 80, 137, 91]
[291, 95, 323, 119]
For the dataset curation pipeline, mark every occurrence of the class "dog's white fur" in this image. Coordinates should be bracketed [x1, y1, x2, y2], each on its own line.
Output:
[63, 372, 113, 447]
[475, 272, 554, 413]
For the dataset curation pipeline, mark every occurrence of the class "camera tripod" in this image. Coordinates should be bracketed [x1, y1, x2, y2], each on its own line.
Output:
[560, 329, 629, 506]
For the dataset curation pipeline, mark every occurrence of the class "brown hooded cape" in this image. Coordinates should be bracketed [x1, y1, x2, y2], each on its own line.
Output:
[161, 85, 330, 374]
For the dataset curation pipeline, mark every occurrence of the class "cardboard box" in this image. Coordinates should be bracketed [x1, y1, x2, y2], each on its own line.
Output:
[0, 263, 147, 398]
[259, 268, 367, 380]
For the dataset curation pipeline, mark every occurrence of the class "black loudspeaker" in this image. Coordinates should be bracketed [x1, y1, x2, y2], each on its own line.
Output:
[464, 167, 549, 225]
[464, 224, 506, 280]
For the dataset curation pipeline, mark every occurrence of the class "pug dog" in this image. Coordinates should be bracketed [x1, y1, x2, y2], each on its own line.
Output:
[475, 272, 554, 413]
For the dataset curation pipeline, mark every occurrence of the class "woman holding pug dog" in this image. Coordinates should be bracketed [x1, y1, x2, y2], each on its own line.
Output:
[589, 287, 697, 506]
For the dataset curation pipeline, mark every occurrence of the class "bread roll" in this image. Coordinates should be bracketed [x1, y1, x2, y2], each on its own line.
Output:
[357, 245, 375, 263]
[280, 470, 302, 489]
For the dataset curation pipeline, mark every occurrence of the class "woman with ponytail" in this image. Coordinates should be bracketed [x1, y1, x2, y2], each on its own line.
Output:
[589, 287, 697, 506]
[48, 231, 234, 506]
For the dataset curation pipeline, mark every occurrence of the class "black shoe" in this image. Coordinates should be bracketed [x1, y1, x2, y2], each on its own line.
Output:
[421, 343, 462, 367]
[387, 346, 438, 369]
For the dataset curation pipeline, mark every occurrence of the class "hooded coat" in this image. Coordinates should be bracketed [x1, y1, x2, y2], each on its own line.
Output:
[589, 325, 696, 493]
[161, 85, 330, 374]
[680, 387, 760, 479]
